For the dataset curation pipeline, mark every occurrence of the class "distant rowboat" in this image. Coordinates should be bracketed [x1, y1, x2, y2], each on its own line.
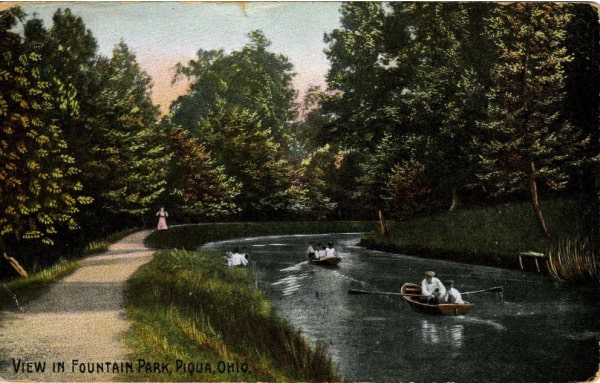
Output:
[400, 282, 473, 315]
[309, 256, 341, 266]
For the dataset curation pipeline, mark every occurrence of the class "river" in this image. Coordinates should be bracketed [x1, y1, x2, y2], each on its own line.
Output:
[203, 233, 600, 383]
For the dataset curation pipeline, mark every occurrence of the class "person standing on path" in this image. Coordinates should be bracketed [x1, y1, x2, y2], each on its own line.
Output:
[156, 207, 168, 230]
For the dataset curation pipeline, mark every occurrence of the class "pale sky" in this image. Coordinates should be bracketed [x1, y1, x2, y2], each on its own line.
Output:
[14, 2, 343, 114]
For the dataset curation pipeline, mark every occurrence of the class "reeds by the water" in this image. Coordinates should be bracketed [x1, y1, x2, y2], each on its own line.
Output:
[547, 236, 600, 284]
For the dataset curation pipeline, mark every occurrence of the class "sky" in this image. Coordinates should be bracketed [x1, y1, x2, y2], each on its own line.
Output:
[13, 2, 343, 114]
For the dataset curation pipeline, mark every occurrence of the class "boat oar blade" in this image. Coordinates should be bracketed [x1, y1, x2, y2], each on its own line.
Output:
[348, 289, 372, 295]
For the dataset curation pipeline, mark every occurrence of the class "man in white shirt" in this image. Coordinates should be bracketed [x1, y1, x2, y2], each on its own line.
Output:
[421, 271, 446, 304]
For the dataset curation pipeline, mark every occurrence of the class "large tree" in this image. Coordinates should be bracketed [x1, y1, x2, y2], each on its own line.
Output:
[0, 8, 90, 258]
[169, 30, 302, 218]
[81, 42, 168, 223]
[384, 2, 495, 211]
[171, 30, 298, 155]
[479, 3, 590, 237]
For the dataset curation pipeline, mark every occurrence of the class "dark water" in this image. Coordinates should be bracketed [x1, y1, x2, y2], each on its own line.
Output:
[204, 233, 600, 383]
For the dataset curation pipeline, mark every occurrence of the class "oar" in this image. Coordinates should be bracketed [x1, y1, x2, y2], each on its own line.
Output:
[460, 286, 503, 295]
[347, 288, 425, 297]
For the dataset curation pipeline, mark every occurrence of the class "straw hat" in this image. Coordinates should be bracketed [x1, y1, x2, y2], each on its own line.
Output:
[425, 271, 435, 277]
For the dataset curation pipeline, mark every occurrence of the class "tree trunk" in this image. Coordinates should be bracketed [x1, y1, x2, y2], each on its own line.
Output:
[529, 161, 551, 238]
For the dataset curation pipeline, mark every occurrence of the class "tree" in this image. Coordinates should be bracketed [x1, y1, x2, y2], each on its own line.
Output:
[81, 42, 168, 223]
[169, 30, 302, 218]
[196, 109, 296, 219]
[479, 3, 589, 237]
[322, 2, 389, 151]
[0, 7, 90, 257]
[384, 2, 495, 211]
[171, 30, 298, 155]
[163, 126, 240, 220]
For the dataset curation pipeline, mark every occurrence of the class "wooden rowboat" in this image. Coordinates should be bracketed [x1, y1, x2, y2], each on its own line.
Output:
[400, 282, 473, 316]
[309, 256, 342, 266]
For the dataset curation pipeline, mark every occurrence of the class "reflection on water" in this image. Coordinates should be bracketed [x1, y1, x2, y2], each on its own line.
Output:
[420, 319, 464, 347]
[271, 273, 308, 296]
[205, 233, 600, 383]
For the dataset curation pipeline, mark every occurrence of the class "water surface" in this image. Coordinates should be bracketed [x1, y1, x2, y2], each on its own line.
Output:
[204, 233, 600, 382]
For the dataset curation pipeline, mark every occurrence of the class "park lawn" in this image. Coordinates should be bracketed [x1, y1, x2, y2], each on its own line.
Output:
[360, 198, 588, 270]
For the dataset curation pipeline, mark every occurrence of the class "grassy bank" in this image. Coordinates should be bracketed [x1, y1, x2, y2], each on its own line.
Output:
[0, 258, 81, 310]
[123, 249, 339, 382]
[361, 198, 588, 271]
[145, 221, 378, 250]
[0, 228, 141, 311]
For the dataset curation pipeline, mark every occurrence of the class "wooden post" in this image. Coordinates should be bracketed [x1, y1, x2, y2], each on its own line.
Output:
[378, 209, 389, 239]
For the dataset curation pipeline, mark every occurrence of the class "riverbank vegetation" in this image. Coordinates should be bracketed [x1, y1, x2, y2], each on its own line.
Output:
[361, 197, 600, 284]
[145, 221, 377, 250]
[1, 3, 598, 284]
[124, 249, 339, 382]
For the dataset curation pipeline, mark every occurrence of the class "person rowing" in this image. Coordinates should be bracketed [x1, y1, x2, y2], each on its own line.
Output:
[421, 271, 446, 304]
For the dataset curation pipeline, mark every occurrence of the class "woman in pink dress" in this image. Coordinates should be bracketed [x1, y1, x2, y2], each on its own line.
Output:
[156, 207, 168, 230]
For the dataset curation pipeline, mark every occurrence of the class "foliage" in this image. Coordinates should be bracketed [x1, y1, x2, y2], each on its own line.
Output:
[171, 30, 297, 154]
[80, 42, 168, 219]
[0, 8, 90, 251]
[316, 2, 598, 228]
[163, 126, 240, 220]
[478, 3, 590, 237]
[195, 109, 297, 219]
[169, 31, 305, 218]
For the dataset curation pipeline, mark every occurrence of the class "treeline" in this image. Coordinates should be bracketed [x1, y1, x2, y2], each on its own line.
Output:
[0, 3, 598, 273]
[302, 3, 599, 235]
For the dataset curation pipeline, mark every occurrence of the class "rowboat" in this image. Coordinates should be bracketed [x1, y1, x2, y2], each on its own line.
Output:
[400, 282, 473, 315]
[309, 256, 342, 266]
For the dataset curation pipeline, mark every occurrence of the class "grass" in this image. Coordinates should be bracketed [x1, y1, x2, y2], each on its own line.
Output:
[0, 228, 141, 310]
[0, 258, 81, 310]
[547, 236, 600, 284]
[83, 227, 141, 255]
[360, 198, 588, 271]
[123, 249, 339, 382]
[145, 221, 378, 250]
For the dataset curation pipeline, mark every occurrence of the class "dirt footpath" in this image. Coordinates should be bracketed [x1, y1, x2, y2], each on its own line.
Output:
[0, 230, 155, 382]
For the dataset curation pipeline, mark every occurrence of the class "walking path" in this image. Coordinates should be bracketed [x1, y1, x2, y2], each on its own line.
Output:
[0, 230, 155, 382]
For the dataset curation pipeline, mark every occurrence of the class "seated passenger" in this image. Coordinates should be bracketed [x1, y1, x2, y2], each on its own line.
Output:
[227, 248, 248, 267]
[444, 280, 464, 304]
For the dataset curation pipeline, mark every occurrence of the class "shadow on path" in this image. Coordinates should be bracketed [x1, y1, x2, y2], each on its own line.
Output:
[0, 229, 155, 382]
